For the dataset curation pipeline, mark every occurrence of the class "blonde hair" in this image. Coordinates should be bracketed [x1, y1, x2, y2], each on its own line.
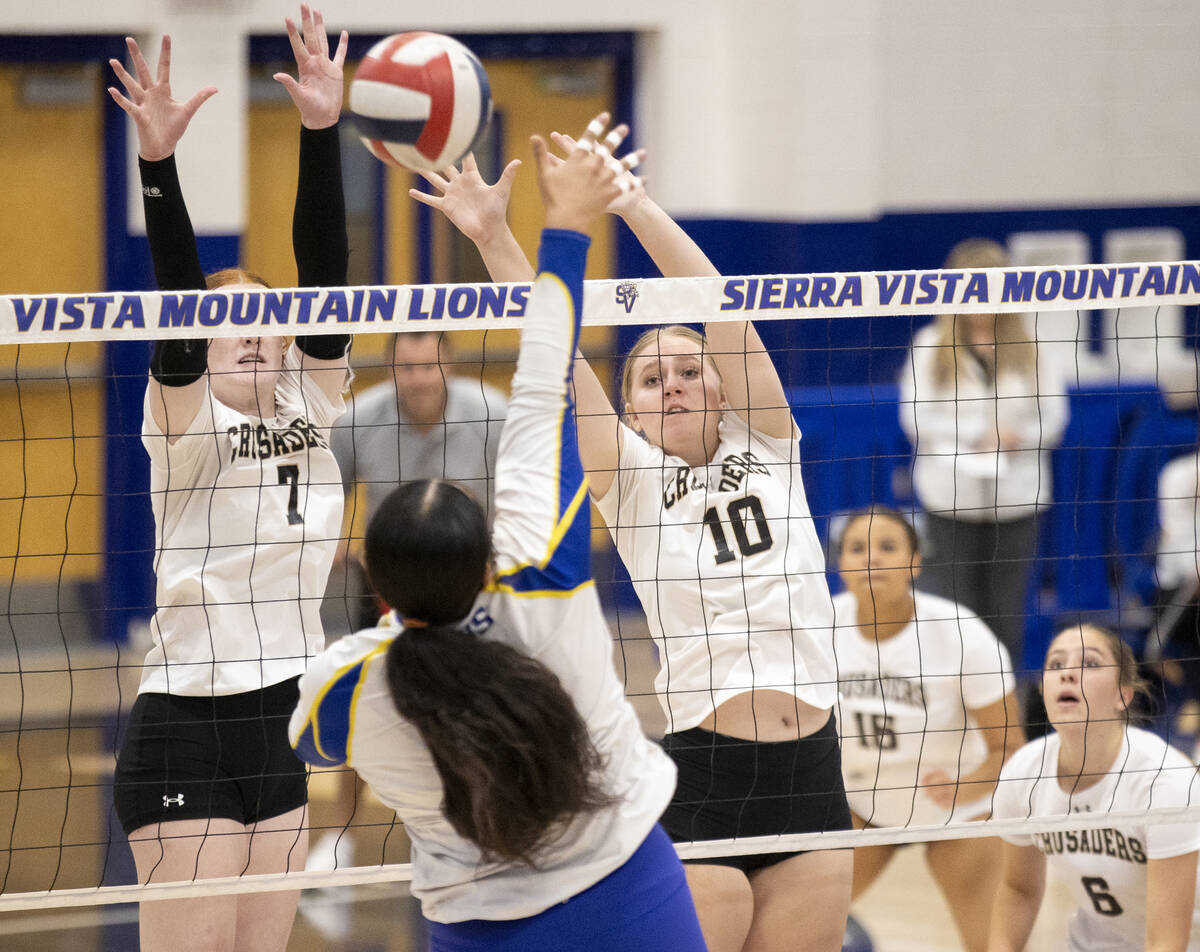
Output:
[619, 325, 723, 410]
[930, 238, 1036, 388]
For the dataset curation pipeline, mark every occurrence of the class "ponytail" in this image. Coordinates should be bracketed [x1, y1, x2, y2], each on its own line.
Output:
[386, 625, 613, 864]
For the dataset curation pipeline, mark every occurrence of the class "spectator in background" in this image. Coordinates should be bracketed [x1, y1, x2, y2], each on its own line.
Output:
[1150, 448, 1200, 740]
[311, 329, 507, 872]
[899, 238, 1069, 727]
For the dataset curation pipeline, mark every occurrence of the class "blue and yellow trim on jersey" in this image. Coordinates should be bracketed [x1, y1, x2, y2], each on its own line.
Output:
[494, 231, 592, 597]
[292, 637, 392, 767]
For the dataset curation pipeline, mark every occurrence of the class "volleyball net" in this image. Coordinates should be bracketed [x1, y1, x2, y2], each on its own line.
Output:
[3, 260, 1200, 911]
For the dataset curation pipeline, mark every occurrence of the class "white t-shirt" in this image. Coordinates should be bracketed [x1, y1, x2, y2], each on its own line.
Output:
[1157, 450, 1200, 591]
[898, 323, 1069, 522]
[993, 728, 1200, 951]
[594, 413, 837, 733]
[140, 345, 345, 696]
[291, 238, 676, 924]
[833, 590, 1014, 828]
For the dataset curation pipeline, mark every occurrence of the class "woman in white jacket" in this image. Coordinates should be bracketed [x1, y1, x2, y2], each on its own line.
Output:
[899, 238, 1069, 686]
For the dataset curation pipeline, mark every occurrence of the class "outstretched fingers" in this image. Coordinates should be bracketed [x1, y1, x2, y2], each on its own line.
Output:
[126, 36, 154, 90]
[108, 57, 142, 104]
[182, 85, 218, 119]
[497, 158, 522, 189]
[284, 16, 308, 66]
[418, 168, 451, 192]
[312, 8, 330, 58]
[407, 188, 444, 210]
[155, 34, 172, 86]
[572, 112, 610, 154]
[331, 28, 348, 69]
[106, 84, 137, 117]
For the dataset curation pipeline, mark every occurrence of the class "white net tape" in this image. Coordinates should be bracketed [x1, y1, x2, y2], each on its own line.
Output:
[0, 806, 1196, 913]
[2, 261, 1198, 342]
[4, 263, 1200, 911]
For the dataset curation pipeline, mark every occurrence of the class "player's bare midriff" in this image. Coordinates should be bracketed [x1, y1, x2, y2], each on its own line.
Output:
[700, 689, 831, 742]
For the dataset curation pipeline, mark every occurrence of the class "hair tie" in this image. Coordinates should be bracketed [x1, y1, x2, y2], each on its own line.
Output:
[402, 617, 430, 629]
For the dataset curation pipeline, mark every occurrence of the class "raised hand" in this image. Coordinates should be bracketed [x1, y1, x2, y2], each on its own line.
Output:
[108, 36, 216, 162]
[409, 153, 523, 246]
[274, 4, 348, 130]
[549, 128, 644, 216]
[532, 113, 627, 234]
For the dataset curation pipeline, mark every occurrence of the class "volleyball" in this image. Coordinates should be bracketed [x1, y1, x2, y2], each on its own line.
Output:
[348, 32, 492, 173]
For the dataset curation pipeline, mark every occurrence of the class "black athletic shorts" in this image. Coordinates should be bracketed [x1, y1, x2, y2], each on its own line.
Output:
[660, 712, 853, 874]
[113, 677, 308, 835]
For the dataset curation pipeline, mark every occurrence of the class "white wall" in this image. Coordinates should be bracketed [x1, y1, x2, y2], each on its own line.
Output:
[8, 0, 1200, 229]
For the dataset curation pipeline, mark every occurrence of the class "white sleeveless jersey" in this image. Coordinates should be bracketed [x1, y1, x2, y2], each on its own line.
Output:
[290, 234, 676, 923]
[140, 345, 345, 696]
[594, 413, 836, 733]
[994, 728, 1200, 951]
[833, 590, 1013, 828]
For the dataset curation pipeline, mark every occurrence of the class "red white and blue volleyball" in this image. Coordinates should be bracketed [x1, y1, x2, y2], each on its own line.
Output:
[349, 32, 492, 173]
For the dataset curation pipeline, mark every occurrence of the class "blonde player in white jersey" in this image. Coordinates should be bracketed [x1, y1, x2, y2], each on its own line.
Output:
[832, 506, 1022, 952]
[407, 128, 851, 952]
[990, 623, 1200, 952]
[289, 117, 707, 952]
[108, 10, 350, 951]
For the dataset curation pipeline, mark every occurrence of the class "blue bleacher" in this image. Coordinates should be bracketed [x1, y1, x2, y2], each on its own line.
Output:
[1112, 396, 1199, 604]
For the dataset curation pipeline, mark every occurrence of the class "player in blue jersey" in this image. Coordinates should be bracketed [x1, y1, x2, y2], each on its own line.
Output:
[289, 116, 707, 952]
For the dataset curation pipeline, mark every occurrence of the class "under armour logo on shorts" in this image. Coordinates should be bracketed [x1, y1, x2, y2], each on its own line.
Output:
[163, 793, 185, 807]
[615, 282, 639, 314]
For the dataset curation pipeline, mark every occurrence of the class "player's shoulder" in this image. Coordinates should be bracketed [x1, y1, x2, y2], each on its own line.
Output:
[344, 379, 398, 423]
[909, 322, 941, 348]
[832, 590, 856, 618]
[301, 625, 396, 696]
[916, 591, 1000, 642]
[1159, 451, 1200, 493]
[1125, 726, 1194, 769]
[913, 589, 977, 622]
[447, 376, 508, 417]
[292, 624, 398, 767]
[1120, 727, 1200, 804]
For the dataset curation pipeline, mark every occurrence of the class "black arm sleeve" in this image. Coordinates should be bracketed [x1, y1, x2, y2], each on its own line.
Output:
[293, 124, 349, 287]
[150, 338, 208, 387]
[140, 154, 207, 380]
[139, 155, 207, 292]
[293, 123, 351, 360]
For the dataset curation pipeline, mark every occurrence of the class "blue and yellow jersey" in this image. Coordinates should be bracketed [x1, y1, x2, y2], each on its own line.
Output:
[288, 230, 676, 924]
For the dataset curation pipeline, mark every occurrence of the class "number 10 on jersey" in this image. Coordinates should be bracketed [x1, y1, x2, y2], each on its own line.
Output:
[702, 495, 773, 565]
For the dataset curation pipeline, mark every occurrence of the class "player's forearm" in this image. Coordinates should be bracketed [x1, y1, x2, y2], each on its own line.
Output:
[617, 194, 718, 279]
[955, 752, 1006, 803]
[294, 123, 349, 287]
[474, 227, 535, 283]
[139, 155, 206, 292]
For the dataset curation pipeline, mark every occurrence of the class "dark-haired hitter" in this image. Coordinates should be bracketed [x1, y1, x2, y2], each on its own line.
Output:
[990, 624, 1200, 952]
[108, 10, 351, 952]
[290, 116, 706, 952]
[832, 506, 1021, 952]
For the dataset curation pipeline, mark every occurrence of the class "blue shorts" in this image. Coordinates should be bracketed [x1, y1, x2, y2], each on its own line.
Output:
[425, 824, 706, 952]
